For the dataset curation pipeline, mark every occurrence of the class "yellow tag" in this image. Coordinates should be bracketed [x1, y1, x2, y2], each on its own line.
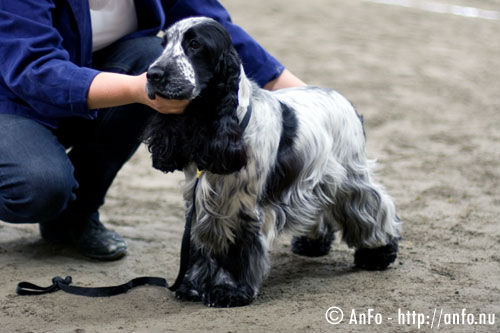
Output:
[196, 169, 203, 178]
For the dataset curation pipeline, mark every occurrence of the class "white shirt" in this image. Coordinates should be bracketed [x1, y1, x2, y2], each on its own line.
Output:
[89, 0, 138, 52]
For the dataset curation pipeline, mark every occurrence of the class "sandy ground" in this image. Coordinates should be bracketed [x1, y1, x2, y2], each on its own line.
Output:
[1, 0, 499, 332]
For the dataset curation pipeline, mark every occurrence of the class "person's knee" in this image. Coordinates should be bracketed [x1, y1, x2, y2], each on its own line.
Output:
[0, 163, 77, 223]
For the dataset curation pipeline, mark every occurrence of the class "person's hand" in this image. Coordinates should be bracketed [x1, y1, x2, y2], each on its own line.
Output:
[133, 73, 190, 114]
[87, 72, 190, 114]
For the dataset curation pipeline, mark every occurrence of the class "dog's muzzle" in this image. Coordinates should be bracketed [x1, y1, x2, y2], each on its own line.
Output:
[146, 65, 196, 100]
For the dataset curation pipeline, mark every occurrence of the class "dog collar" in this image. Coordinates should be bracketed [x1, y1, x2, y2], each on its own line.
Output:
[239, 102, 252, 132]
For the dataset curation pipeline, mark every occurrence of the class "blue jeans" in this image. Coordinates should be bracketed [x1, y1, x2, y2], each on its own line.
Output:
[0, 36, 163, 224]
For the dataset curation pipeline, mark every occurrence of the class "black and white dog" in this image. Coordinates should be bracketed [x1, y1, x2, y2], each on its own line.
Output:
[143, 17, 401, 307]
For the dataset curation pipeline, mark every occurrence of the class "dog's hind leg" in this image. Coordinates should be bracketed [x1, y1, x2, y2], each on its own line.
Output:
[331, 171, 401, 270]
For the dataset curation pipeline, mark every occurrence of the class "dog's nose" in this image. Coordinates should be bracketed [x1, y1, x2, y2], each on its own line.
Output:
[146, 67, 164, 83]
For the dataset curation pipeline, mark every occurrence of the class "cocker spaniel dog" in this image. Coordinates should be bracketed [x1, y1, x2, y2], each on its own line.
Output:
[142, 17, 401, 307]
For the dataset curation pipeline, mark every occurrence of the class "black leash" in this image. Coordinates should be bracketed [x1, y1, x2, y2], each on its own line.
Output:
[16, 105, 252, 298]
[16, 177, 200, 297]
[16, 276, 169, 297]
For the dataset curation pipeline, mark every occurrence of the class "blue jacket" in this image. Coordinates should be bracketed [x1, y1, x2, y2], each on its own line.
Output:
[0, 0, 284, 128]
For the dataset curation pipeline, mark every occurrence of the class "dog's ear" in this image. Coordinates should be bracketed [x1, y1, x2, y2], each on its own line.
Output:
[198, 114, 247, 174]
[141, 113, 189, 173]
[196, 47, 247, 174]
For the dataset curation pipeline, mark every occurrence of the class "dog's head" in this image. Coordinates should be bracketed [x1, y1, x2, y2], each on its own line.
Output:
[142, 17, 247, 175]
[146, 17, 239, 101]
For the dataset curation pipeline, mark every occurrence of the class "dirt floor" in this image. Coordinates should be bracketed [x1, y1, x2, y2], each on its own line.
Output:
[1, 0, 499, 332]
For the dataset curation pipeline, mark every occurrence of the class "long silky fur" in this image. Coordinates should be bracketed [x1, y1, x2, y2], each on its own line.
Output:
[142, 17, 401, 308]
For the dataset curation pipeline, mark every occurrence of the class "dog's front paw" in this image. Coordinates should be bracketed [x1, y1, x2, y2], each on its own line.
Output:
[202, 284, 254, 308]
[354, 239, 399, 270]
[175, 281, 201, 302]
[291, 233, 335, 257]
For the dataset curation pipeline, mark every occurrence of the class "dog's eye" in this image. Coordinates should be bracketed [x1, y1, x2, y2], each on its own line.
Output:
[188, 39, 202, 51]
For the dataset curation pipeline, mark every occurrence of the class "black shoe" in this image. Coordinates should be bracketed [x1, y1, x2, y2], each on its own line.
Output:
[40, 213, 127, 261]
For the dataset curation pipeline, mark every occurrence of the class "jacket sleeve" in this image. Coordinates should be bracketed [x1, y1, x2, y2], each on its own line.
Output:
[162, 0, 285, 87]
[0, 0, 100, 119]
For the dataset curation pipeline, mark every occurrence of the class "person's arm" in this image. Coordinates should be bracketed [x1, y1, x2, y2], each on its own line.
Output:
[263, 69, 306, 91]
[87, 72, 188, 114]
[0, 2, 100, 120]
[0, 2, 187, 119]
